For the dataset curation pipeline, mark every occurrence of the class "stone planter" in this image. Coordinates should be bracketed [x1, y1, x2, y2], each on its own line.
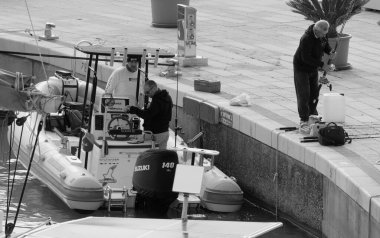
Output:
[151, 0, 190, 28]
[325, 34, 352, 70]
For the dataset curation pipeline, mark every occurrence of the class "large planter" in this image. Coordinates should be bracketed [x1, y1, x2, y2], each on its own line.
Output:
[151, 0, 190, 28]
[324, 34, 352, 70]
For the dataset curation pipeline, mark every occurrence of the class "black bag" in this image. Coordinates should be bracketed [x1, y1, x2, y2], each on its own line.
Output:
[45, 113, 66, 132]
[318, 122, 351, 146]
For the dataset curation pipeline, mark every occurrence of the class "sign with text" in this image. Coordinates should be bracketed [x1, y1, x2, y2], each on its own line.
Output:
[220, 109, 233, 127]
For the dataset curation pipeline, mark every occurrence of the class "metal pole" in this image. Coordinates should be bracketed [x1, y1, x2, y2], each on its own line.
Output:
[136, 56, 142, 106]
[181, 193, 189, 238]
[78, 53, 93, 161]
[84, 54, 99, 169]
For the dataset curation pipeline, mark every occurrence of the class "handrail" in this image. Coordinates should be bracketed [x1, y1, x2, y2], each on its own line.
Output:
[72, 40, 93, 76]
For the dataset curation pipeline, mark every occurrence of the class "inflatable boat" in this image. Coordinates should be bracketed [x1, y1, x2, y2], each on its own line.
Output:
[7, 46, 243, 212]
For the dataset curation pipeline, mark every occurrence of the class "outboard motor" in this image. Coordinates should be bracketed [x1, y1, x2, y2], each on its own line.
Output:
[132, 149, 178, 213]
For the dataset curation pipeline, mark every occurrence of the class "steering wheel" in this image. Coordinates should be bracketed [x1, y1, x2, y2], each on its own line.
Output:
[107, 114, 133, 140]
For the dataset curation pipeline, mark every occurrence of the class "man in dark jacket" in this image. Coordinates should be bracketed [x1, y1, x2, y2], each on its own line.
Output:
[128, 80, 173, 149]
[293, 20, 335, 134]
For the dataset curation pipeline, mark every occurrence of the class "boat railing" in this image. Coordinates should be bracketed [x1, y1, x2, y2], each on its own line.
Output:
[171, 147, 219, 169]
[104, 185, 136, 213]
[186, 131, 203, 147]
[72, 40, 93, 77]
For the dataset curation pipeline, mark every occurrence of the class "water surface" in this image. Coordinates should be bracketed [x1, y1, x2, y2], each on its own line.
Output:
[0, 126, 313, 237]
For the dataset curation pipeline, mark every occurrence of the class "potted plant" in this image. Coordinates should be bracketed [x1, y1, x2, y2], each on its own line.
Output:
[151, 0, 190, 28]
[286, 0, 370, 70]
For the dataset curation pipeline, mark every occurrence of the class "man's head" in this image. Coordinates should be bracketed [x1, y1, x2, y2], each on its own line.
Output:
[313, 20, 329, 38]
[126, 55, 138, 73]
[143, 80, 158, 98]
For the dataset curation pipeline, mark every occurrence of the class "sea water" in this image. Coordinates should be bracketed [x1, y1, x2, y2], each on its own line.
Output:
[0, 126, 313, 238]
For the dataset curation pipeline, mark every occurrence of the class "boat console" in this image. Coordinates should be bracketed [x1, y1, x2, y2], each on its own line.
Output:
[92, 95, 142, 141]
[87, 95, 158, 209]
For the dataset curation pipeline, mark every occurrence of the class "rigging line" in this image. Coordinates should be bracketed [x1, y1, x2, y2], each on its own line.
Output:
[23, 0, 52, 94]
[174, 55, 179, 148]
[5, 122, 15, 232]
[0, 113, 8, 164]
[6, 124, 25, 231]
[28, 114, 39, 150]
[7, 121, 43, 237]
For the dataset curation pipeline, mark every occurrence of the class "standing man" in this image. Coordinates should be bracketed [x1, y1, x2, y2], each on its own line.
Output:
[105, 55, 142, 106]
[128, 80, 173, 149]
[293, 19, 335, 134]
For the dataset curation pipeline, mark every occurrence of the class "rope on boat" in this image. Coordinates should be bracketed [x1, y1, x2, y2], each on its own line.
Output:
[4, 118, 27, 233]
[23, 0, 48, 82]
[5, 122, 15, 234]
[5, 120, 43, 237]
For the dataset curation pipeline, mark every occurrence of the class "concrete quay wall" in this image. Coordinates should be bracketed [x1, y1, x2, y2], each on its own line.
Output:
[1, 35, 380, 238]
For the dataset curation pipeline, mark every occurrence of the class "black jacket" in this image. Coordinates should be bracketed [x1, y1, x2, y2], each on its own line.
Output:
[293, 24, 332, 72]
[129, 89, 173, 134]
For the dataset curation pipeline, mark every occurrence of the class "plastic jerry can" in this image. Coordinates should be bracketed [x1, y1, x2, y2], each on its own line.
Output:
[323, 93, 345, 123]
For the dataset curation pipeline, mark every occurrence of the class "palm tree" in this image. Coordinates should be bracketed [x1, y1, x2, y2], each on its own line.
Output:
[286, 0, 370, 38]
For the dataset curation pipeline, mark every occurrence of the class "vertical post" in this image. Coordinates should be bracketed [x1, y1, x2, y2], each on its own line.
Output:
[181, 193, 189, 238]
[108, 187, 112, 212]
[110, 48, 115, 67]
[182, 150, 188, 163]
[177, 5, 197, 58]
[122, 48, 128, 66]
[78, 53, 93, 161]
[84, 54, 99, 169]
[210, 155, 214, 168]
[199, 154, 204, 166]
[144, 55, 149, 109]
[102, 107, 108, 157]
[141, 49, 147, 70]
[154, 49, 159, 67]
[123, 186, 127, 213]
[136, 56, 142, 106]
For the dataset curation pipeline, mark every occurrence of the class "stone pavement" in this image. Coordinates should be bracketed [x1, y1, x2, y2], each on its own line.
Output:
[1, 0, 380, 235]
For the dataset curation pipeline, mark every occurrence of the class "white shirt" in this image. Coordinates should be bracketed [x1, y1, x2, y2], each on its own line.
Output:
[105, 67, 140, 106]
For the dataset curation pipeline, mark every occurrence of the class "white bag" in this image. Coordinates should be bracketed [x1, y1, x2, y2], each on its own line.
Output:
[230, 93, 251, 107]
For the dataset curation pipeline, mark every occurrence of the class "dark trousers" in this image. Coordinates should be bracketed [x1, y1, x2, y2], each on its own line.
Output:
[294, 69, 319, 122]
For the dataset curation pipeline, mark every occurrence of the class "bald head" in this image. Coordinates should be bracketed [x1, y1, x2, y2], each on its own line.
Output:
[314, 20, 329, 36]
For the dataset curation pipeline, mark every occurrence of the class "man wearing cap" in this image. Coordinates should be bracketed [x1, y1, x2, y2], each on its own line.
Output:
[293, 19, 335, 134]
[105, 56, 140, 106]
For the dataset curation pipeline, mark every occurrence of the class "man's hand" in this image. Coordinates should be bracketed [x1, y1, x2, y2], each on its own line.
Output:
[319, 75, 329, 85]
[322, 64, 335, 72]
[126, 106, 139, 114]
[329, 51, 337, 60]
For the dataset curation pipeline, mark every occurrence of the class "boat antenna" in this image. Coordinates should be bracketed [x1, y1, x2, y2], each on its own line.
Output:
[174, 57, 181, 148]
